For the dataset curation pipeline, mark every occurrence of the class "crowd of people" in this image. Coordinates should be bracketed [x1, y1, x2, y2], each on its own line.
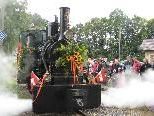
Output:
[82, 55, 154, 84]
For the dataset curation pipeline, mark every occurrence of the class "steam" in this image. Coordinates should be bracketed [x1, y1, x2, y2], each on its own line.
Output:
[101, 69, 154, 110]
[23, 53, 35, 78]
[0, 52, 32, 116]
[0, 0, 8, 8]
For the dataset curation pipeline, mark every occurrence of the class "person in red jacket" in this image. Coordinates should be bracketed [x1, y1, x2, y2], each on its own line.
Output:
[132, 57, 141, 73]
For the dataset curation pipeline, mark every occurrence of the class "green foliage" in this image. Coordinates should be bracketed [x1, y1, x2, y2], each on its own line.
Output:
[17, 47, 33, 70]
[31, 13, 48, 30]
[3, 0, 47, 52]
[72, 9, 151, 60]
[55, 40, 88, 69]
[144, 18, 154, 39]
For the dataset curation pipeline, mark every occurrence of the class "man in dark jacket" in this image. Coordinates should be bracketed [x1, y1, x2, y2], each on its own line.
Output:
[140, 58, 151, 75]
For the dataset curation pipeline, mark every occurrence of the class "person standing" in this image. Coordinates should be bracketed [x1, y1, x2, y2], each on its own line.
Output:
[140, 58, 151, 75]
[132, 57, 141, 74]
[124, 56, 133, 70]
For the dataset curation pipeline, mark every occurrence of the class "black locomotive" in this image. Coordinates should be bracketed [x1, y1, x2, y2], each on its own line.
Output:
[17, 7, 101, 113]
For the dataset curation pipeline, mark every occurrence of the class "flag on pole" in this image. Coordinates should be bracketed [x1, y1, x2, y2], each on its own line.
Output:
[95, 68, 107, 83]
[31, 71, 40, 86]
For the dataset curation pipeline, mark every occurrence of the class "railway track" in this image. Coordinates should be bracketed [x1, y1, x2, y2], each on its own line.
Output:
[20, 111, 86, 116]
[19, 106, 154, 116]
[81, 105, 154, 116]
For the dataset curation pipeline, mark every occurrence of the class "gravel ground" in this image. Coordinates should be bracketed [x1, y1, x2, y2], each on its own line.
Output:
[82, 106, 154, 116]
[19, 106, 154, 116]
[19, 112, 81, 116]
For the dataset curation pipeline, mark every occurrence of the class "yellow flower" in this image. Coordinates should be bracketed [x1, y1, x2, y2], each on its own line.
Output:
[66, 56, 70, 61]
[76, 61, 82, 65]
[74, 52, 80, 56]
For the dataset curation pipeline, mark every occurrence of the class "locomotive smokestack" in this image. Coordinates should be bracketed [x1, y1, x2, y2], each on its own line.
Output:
[48, 15, 59, 37]
[59, 7, 70, 40]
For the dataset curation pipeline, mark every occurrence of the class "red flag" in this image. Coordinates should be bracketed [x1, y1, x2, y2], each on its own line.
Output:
[96, 71, 103, 82]
[31, 71, 40, 86]
[95, 68, 107, 83]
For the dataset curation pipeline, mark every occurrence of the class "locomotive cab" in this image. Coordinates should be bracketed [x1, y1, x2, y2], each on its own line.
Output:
[17, 30, 47, 84]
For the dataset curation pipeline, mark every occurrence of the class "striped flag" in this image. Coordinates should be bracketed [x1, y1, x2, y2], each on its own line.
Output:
[0, 31, 7, 41]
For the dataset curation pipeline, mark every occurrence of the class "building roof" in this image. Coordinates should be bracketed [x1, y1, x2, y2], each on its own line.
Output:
[140, 39, 154, 51]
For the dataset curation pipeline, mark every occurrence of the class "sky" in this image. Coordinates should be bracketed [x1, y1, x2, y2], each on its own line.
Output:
[27, 0, 154, 26]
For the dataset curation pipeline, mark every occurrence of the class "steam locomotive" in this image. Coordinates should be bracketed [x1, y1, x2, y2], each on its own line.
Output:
[17, 7, 101, 113]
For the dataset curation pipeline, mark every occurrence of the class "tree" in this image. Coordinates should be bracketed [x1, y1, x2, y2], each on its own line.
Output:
[72, 17, 110, 58]
[3, 0, 47, 52]
[144, 18, 154, 39]
[72, 9, 148, 60]
[31, 13, 48, 30]
[128, 16, 147, 59]
[108, 9, 129, 59]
